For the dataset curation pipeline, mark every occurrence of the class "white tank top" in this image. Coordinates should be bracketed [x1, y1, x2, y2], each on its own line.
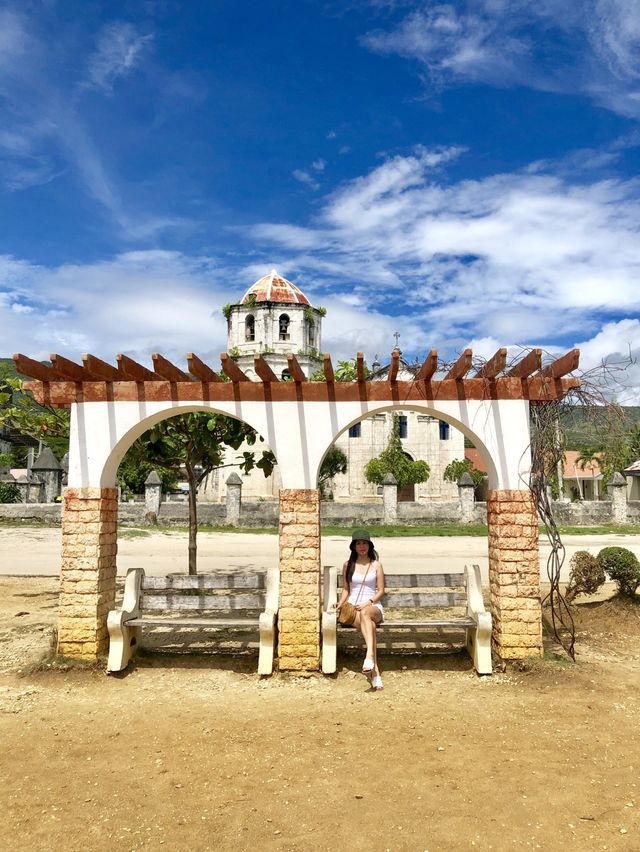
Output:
[347, 561, 383, 614]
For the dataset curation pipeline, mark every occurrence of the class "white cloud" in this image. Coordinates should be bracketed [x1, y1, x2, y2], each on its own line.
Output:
[292, 169, 320, 190]
[312, 159, 326, 172]
[87, 22, 153, 94]
[362, 1, 640, 117]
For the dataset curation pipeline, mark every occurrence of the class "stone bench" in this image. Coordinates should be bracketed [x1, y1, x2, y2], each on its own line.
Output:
[107, 568, 279, 675]
[321, 564, 492, 675]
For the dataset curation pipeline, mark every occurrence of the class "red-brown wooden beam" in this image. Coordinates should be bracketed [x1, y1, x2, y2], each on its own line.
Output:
[13, 354, 57, 383]
[323, 354, 334, 383]
[507, 348, 542, 378]
[444, 348, 472, 380]
[187, 353, 221, 383]
[220, 353, 249, 382]
[541, 348, 580, 378]
[474, 348, 507, 379]
[416, 349, 438, 381]
[356, 351, 366, 383]
[117, 354, 159, 381]
[22, 375, 581, 408]
[254, 355, 279, 383]
[287, 354, 307, 383]
[50, 354, 85, 382]
[152, 353, 192, 382]
[82, 354, 120, 382]
[388, 350, 400, 384]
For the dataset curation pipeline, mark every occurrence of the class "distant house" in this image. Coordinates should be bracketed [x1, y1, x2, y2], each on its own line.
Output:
[623, 460, 640, 500]
[562, 451, 602, 501]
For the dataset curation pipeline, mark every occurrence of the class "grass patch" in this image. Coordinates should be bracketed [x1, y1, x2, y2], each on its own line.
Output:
[543, 650, 575, 666]
[554, 524, 640, 536]
[118, 528, 152, 539]
[321, 524, 489, 538]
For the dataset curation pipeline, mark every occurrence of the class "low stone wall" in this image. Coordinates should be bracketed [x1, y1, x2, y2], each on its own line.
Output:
[1, 498, 639, 528]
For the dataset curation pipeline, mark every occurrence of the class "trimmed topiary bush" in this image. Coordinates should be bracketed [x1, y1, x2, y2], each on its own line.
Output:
[0, 482, 20, 503]
[565, 550, 605, 603]
[597, 547, 640, 598]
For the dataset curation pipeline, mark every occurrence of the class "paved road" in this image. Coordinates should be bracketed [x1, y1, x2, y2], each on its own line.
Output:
[1, 527, 639, 582]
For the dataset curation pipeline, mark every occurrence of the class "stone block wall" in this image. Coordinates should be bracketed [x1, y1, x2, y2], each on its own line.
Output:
[487, 490, 542, 660]
[58, 487, 118, 660]
[278, 489, 321, 671]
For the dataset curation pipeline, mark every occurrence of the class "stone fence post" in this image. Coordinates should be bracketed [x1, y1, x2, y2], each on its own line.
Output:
[16, 475, 29, 503]
[31, 447, 62, 503]
[226, 472, 242, 526]
[458, 471, 475, 524]
[382, 473, 398, 524]
[608, 472, 627, 524]
[144, 470, 163, 515]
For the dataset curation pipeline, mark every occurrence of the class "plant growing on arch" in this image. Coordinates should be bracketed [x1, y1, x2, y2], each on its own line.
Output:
[364, 416, 430, 489]
[136, 413, 275, 575]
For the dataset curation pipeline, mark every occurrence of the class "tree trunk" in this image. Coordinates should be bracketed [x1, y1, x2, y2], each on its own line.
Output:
[187, 464, 198, 575]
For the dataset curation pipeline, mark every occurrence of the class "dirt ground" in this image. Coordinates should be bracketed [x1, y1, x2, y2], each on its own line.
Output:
[0, 571, 639, 852]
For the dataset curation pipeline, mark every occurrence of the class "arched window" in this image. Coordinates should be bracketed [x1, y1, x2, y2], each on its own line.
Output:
[245, 314, 255, 342]
[279, 313, 290, 341]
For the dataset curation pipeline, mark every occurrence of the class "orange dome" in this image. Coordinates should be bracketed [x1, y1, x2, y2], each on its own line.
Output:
[241, 269, 310, 305]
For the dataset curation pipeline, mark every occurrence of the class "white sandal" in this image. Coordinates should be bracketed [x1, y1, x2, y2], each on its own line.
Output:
[371, 675, 383, 690]
[362, 658, 375, 673]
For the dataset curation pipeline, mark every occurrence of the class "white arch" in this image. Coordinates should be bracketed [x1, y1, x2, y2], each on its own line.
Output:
[67, 397, 532, 491]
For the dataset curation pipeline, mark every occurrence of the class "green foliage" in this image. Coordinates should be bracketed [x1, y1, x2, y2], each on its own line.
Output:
[597, 547, 640, 598]
[299, 347, 324, 363]
[310, 357, 369, 382]
[228, 347, 241, 360]
[442, 458, 485, 488]
[304, 306, 315, 325]
[0, 376, 70, 457]
[117, 449, 178, 496]
[573, 418, 640, 489]
[364, 416, 430, 488]
[317, 306, 327, 317]
[0, 482, 20, 503]
[245, 293, 257, 308]
[565, 550, 606, 603]
[317, 447, 348, 497]
[221, 303, 233, 321]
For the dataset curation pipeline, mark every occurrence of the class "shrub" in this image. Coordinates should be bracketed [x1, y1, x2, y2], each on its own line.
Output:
[597, 546, 640, 598]
[0, 482, 20, 503]
[565, 550, 605, 603]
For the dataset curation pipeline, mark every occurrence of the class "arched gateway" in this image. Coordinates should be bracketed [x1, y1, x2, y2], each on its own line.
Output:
[15, 345, 579, 671]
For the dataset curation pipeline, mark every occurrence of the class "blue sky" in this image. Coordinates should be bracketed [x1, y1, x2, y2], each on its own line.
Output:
[2, 0, 640, 399]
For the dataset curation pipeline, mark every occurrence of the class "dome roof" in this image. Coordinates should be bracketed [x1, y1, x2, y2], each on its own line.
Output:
[241, 269, 310, 306]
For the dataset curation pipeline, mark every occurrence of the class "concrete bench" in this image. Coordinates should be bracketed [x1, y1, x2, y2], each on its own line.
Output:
[107, 568, 279, 675]
[321, 564, 492, 675]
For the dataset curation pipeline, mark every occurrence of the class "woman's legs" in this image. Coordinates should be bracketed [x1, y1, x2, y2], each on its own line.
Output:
[356, 605, 382, 674]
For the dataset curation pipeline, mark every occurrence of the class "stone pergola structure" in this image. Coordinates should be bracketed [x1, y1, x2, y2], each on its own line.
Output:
[15, 346, 580, 671]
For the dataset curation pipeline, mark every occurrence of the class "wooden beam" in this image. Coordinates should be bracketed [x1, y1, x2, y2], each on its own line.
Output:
[507, 348, 542, 378]
[187, 353, 221, 383]
[541, 348, 580, 379]
[287, 354, 307, 383]
[323, 353, 334, 383]
[13, 354, 57, 382]
[474, 347, 507, 379]
[356, 351, 366, 384]
[82, 354, 120, 382]
[444, 348, 472, 380]
[388, 350, 400, 384]
[116, 354, 159, 381]
[254, 355, 279, 383]
[49, 353, 85, 382]
[220, 353, 249, 382]
[416, 350, 438, 381]
[152, 353, 192, 382]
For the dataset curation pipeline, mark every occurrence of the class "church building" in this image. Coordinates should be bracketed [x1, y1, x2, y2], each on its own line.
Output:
[200, 271, 463, 503]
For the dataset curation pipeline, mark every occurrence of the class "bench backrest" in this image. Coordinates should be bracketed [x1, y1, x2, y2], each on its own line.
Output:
[140, 572, 269, 616]
[331, 570, 468, 608]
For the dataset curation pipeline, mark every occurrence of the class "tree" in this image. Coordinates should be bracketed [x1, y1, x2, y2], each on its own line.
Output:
[137, 413, 275, 574]
[310, 357, 369, 382]
[0, 375, 70, 459]
[442, 458, 486, 490]
[364, 416, 430, 488]
[317, 446, 348, 498]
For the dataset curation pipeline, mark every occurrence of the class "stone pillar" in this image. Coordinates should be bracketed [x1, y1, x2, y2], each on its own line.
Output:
[144, 470, 163, 514]
[382, 473, 398, 524]
[458, 471, 475, 524]
[225, 472, 242, 526]
[487, 489, 542, 660]
[16, 475, 29, 502]
[278, 488, 321, 671]
[58, 487, 118, 661]
[31, 447, 63, 503]
[608, 472, 627, 524]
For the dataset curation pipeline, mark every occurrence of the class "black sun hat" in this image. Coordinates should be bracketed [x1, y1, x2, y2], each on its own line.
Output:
[350, 529, 372, 543]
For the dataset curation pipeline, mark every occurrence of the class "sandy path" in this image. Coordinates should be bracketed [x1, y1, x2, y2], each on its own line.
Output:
[1, 527, 640, 581]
